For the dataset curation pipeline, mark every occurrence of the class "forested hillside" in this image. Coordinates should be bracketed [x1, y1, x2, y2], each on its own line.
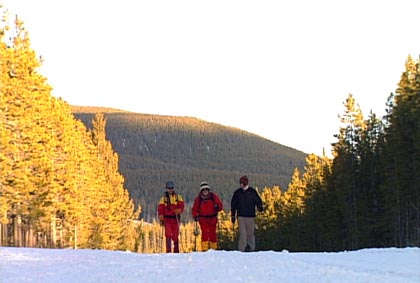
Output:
[71, 109, 307, 221]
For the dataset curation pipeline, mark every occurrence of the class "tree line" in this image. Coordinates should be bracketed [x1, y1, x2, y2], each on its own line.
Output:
[251, 61, 419, 250]
[1, 8, 418, 252]
[0, 11, 139, 250]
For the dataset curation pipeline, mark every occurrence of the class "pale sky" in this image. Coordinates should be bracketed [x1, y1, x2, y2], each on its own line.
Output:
[3, 0, 419, 156]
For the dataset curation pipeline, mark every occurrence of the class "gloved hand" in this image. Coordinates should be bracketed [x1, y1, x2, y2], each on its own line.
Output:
[174, 208, 181, 215]
[159, 215, 164, 225]
[231, 215, 236, 224]
[194, 216, 200, 222]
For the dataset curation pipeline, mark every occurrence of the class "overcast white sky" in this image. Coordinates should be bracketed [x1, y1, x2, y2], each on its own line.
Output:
[3, 0, 419, 156]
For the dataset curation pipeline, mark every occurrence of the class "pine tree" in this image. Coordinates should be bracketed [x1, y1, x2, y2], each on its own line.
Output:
[381, 55, 420, 246]
[357, 112, 385, 246]
[300, 153, 334, 251]
[0, 11, 58, 246]
[256, 186, 283, 250]
[89, 113, 139, 250]
[331, 94, 366, 249]
[280, 168, 306, 250]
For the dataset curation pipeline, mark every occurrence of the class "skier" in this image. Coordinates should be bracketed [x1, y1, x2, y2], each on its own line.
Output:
[158, 181, 184, 253]
[191, 181, 223, 251]
[230, 175, 263, 252]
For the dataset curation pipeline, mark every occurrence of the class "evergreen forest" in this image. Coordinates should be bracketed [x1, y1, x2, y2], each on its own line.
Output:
[1, 8, 419, 252]
[71, 109, 306, 222]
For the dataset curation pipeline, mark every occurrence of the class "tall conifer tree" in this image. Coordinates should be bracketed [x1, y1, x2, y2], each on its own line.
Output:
[382, 55, 420, 246]
[331, 94, 366, 249]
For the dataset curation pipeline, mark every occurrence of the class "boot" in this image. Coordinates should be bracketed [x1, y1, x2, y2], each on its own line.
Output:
[209, 241, 218, 250]
[201, 241, 209, 252]
[173, 241, 179, 253]
[166, 238, 172, 253]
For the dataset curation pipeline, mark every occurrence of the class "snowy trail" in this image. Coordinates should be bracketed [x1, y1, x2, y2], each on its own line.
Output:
[1, 247, 419, 283]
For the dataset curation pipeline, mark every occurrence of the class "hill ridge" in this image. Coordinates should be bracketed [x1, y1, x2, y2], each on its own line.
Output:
[72, 105, 306, 221]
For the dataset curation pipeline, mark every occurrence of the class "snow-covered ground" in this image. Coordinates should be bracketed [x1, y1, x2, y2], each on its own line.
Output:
[1, 247, 419, 283]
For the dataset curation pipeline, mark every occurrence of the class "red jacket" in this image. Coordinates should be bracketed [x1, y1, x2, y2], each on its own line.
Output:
[192, 192, 223, 218]
[158, 192, 184, 218]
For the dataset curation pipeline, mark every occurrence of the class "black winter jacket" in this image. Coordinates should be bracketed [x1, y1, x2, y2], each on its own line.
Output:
[231, 186, 263, 217]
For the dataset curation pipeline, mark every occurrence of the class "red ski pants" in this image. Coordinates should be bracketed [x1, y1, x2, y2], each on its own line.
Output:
[164, 219, 180, 253]
[198, 216, 218, 242]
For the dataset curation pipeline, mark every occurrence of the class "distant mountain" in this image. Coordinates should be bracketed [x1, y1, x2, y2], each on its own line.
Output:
[72, 106, 307, 221]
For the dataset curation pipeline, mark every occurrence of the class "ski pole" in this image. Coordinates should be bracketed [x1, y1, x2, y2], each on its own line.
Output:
[176, 215, 184, 253]
[161, 223, 164, 253]
[194, 222, 197, 252]
[217, 217, 222, 250]
[232, 218, 238, 250]
[193, 220, 200, 251]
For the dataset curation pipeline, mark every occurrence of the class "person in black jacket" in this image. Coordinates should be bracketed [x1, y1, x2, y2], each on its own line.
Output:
[230, 175, 263, 252]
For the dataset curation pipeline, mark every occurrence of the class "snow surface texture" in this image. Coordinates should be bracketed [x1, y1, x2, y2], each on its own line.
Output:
[1, 247, 419, 283]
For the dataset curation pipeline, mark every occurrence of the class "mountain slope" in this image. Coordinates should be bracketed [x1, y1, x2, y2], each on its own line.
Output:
[72, 106, 307, 221]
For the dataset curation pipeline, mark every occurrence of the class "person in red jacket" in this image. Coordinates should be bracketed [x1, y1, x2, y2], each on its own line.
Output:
[158, 181, 184, 253]
[191, 181, 223, 251]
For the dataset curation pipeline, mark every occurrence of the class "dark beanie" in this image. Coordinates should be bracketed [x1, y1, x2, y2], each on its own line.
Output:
[239, 176, 249, 185]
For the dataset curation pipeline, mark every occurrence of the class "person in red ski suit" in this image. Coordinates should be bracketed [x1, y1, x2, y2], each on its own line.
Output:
[191, 181, 223, 251]
[158, 181, 185, 253]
